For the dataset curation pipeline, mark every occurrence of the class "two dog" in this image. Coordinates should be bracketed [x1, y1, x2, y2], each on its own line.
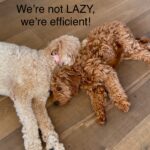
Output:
[51, 21, 150, 125]
[1, 21, 150, 150]
[0, 35, 80, 150]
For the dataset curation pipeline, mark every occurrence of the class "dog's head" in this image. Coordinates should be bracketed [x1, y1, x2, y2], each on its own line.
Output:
[48, 35, 80, 66]
[50, 66, 81, 106]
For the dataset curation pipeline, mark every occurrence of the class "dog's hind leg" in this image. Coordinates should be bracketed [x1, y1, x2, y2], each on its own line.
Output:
[122, 40, 150, 63]
[13, 99, 42, 150]
[33, 97, 65, 150]
[125, 38, 150, 64]
[118, 32, 150, 64]
[86, 85, 107, 125]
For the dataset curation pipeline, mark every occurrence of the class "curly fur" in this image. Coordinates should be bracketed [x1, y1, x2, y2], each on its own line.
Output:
[51, 21, 150, 124]
[0, 35, 80, 150]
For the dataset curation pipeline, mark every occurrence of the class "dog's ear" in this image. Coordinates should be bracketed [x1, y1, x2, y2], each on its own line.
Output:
[58, 40, 63, 50]
[50, 40, 62, 56]
[69, 75, 81, 95]
[58, 67, 81, 96]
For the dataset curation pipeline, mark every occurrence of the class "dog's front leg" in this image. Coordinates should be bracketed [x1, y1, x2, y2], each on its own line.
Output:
[13, 99, 42, 150]
[101, 66, 131, 112]
[33, 97, 65, 150]
[85, 61, 130, 113]
[86, 85, 107, 125]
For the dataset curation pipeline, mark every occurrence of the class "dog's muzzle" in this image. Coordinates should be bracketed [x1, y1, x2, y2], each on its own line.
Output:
[53, 101, 60, 106]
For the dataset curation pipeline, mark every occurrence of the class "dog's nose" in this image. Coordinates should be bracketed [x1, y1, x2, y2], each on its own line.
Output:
[49, 148, 54, 150]
[49, 90, 53, 95]
[53, 101, 60, 106]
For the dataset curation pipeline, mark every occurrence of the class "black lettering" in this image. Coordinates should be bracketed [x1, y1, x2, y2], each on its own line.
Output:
[21, 19, 34, 26]
[16, 4, 32, 13]
[87, 5, 94, 13]
[73, 5, 79, 13]
[80, 5, 86, 13]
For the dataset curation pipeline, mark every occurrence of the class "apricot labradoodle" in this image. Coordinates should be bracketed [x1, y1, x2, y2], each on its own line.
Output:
[51, 21, 150, 125]
[0, 35, 80, 150]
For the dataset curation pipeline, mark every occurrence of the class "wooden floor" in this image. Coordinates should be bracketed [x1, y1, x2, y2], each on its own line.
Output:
[0, 0, 150, 150]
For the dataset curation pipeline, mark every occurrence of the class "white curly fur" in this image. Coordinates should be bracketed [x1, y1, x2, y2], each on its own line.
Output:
[0, 35, 80, 150]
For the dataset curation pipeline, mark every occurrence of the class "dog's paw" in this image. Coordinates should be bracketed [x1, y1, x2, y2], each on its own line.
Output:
[46, 133, 65, 150]
[47, 143, 65, 150]
[96, 117, 106, 125]
[115, 100, 131, 112]
[95, 112, 106, 125]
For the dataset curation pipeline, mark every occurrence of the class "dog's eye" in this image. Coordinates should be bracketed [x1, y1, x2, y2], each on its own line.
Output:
[51, 49, 58, 56]
[56, 87, 62, 91]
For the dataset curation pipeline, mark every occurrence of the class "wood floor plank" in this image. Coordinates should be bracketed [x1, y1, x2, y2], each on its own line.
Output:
[6, 29, 44, 49]
[113, 114, 150, 150]
[0, 0, 29, 40]
[0, 98, 20, 140]
[128, 9, 150, 37]
[0, 96, 6, 102]
[0, 129, 24, 150]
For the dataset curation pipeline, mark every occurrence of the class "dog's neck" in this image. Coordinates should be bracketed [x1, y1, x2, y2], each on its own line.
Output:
[39, 48, 57, 73]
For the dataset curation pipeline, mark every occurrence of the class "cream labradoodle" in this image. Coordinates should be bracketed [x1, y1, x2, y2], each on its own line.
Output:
[0, 35, 80, 150]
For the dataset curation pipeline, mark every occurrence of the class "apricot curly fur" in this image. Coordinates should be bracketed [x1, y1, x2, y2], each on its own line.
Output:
[51, 21, 150, 124]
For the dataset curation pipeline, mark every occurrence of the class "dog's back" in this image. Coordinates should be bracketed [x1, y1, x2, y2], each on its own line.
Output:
[0, 42, 38, 96]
